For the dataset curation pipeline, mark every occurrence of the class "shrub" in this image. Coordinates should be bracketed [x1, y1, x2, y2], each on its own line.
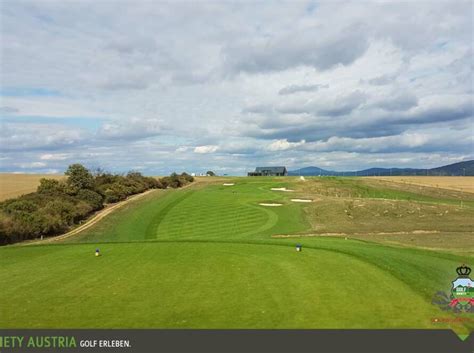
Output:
[41, 200, 76, 226]
[94, 172, 119, 187]
[100, 183, 129, 203]
[145, 177, 163, 189]
[37, 178, 65, 194]
[4, 200, 38, 214]
[76, 189, 104, 210]
[72, 201, 95, 222]
[181, 172, 194, 183]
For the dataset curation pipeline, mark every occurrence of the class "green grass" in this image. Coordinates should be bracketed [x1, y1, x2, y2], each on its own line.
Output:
[1, 241, 469, 330]
[66, 180, 308, 243]
[0, 177, 472, 334]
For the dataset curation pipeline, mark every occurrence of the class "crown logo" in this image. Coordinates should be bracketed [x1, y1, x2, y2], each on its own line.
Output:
[456, 264, 471, 277]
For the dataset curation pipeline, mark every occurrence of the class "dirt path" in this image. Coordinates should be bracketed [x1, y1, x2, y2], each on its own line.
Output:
[25, 189, 158, 245]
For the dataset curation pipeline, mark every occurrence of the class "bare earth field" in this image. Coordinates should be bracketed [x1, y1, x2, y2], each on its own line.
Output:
[0, 173, 64, 201]
[371, 176, 474, 194]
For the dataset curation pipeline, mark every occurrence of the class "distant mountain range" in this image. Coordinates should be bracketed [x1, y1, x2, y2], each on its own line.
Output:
[288, 160, 474, 177]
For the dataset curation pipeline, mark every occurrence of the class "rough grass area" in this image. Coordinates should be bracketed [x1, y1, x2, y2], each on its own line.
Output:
[297, 177, 474, 207]
[289, 177, 474, 251]
[304, 198, 472, 236]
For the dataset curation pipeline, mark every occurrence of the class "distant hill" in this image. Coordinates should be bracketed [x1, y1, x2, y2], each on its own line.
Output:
[289, 166, 333, 176]
[288, 160, 474, 176]
[429, 160, 474, 176]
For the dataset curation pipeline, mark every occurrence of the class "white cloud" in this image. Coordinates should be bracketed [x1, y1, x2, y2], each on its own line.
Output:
[98, 117, 163, 140]
[194, 145, 219, 154]
[0, 123, 88, 151]
[44, 169, 61, 174]
[0, 1, 471, 174]
[17, 162, 47, 168]
[267, 139, 306, 151]
[40, 153, 69, 161]
[278, 84, 328, 95]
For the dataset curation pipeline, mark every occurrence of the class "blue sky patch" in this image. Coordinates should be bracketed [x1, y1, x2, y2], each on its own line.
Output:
[0, 87, 62, 97]
[1, 116, 104, 131]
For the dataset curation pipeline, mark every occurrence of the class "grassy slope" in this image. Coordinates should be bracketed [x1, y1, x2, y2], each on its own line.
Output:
[0, 177, 472, 333]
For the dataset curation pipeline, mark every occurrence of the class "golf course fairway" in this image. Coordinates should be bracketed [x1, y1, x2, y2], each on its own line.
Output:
[1, 178, 472, 336]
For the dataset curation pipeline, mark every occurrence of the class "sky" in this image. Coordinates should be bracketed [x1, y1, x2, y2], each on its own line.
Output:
[0, 0, 473, 176]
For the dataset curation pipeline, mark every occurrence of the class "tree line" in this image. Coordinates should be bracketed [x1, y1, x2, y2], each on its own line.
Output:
[0, 164, 194, 245]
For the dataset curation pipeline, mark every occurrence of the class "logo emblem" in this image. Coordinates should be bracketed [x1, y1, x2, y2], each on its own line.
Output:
[432, 264, 474, 313]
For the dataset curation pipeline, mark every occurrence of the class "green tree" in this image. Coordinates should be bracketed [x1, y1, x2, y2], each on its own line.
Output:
[206, 171, 216, 176]
[65, 164, 94, 192]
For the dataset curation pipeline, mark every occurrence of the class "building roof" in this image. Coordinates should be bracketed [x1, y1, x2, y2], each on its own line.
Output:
[255, 166, 287, 173]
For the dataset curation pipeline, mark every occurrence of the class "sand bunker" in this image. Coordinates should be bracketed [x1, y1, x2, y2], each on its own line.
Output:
[291, 199, 312, 203]
[259, 203, 283, 207]
[299, 176, 306, 181]
[223, 183, 235, 186]
[271, 187, 294, 192]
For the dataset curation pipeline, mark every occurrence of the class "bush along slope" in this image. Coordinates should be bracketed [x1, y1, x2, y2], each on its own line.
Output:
[0, 164, 194, 245]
